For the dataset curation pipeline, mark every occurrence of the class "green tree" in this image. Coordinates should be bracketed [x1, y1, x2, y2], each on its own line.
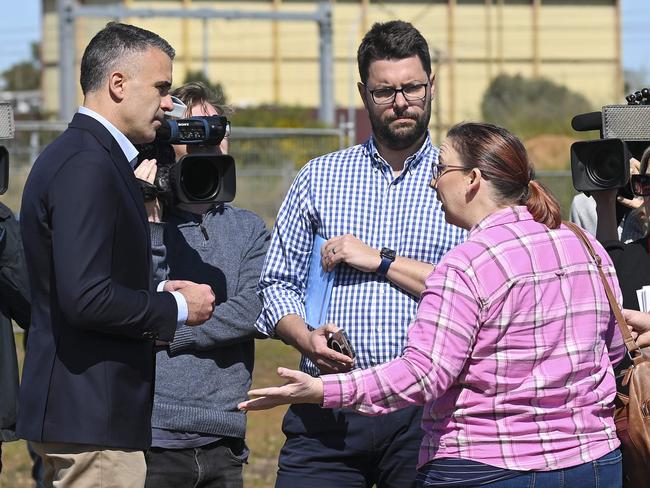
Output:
[2, 41, 40, 91]
[228, 105, 335, 170]
[2, 61, 40, 91]
[179, 73, 330, 169]
[481, 74, 592, 138]
[231, 105, 324, 128]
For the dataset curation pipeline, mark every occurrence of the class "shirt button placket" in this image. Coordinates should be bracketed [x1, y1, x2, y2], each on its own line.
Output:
[375, 170, 394, 366]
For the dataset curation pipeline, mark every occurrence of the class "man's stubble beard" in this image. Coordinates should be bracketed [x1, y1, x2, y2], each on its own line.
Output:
[369, 101, 432, 151]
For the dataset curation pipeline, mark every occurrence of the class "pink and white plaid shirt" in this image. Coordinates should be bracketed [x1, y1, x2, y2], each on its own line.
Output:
[322, 206, 625, 471]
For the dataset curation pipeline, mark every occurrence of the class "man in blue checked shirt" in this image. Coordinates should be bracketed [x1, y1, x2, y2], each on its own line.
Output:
[255, 20, 465, 488]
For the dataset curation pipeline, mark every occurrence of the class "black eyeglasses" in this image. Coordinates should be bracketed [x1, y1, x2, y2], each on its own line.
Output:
[631, 174, 650, 196]
[431, 162, 466, 180]
[365, 83, 429, 105]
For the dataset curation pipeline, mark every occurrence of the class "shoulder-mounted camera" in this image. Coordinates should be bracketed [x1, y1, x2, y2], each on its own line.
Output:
[136, 115, 235, 206]
[0, 102, 13, 194]
[571, 89, 650, 198]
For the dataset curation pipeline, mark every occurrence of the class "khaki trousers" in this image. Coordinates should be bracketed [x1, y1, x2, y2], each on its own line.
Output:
[31, 441, 146, 488]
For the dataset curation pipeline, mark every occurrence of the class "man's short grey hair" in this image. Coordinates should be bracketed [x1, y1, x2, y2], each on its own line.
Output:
[80, 22, 175, 95]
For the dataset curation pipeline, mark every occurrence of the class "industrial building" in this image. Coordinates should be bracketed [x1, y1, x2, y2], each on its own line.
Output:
[41, 0, 621, 130]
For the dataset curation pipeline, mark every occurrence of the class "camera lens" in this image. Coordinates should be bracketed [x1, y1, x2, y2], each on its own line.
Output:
[586, 152, 620, 187]
[180, 158, 220, 200]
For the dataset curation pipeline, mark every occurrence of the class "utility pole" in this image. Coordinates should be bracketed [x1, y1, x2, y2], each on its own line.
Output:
[532, 0, 540, 78]
[447, 0, 456, 127]
[58, 0, 76, 122]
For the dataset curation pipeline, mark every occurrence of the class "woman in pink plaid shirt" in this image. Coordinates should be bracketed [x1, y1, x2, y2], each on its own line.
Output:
[241, 122, 625, 488]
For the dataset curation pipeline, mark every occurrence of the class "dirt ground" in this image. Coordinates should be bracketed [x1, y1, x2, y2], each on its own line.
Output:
[524, 134, 576, 171]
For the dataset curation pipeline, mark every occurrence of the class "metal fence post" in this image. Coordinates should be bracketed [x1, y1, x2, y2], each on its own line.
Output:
[29, 129, 40, 164]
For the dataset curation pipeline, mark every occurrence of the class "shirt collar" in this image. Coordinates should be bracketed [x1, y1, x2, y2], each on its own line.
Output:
[78, 106, 139, 166]
[364, 130, 433, 172]
[468, 206, 534, 237]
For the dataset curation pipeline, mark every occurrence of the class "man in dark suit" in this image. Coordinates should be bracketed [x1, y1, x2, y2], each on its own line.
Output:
[17, 22, 215, 487]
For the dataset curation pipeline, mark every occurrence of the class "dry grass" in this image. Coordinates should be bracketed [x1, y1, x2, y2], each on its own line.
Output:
[524, 134, 576, 171]
[243, 340, 301, 487]
[0, 335, 300, 488]
[0, 440, 33, 488]
[0, 334, 32, 488]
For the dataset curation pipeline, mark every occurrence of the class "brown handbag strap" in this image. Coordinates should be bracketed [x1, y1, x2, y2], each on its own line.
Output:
[563, 221, 644, 362]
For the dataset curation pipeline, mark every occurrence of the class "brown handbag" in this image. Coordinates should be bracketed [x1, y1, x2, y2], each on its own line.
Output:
[565, 221, 650, 485]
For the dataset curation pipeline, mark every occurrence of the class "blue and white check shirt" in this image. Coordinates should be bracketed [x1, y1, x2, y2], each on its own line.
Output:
[256, 133, 466, 376]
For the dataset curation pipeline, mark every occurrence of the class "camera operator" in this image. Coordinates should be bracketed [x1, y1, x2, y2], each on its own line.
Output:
[569, 190, 645, 244]
[591, 151, 650, 310]
[135, 81, 270, 488]
[0, 201, 30, 474]
[0, 105, 31, 475]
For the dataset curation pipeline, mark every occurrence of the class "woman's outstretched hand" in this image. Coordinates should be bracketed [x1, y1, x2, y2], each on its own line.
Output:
[238, 367, 325, 411]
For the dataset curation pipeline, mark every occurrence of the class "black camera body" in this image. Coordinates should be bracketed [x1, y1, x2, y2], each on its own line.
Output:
[137, 115, 235, 205]
[571, 103, 650, 195]
[157, 115, 230, 146]
[0, 102, 14, 194]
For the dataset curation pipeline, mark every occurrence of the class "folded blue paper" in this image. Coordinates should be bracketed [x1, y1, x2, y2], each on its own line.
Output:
[304, 234, 335, 328]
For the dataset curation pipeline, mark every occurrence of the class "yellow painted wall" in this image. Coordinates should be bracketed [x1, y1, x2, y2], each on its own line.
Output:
[41, 0, 620, 126]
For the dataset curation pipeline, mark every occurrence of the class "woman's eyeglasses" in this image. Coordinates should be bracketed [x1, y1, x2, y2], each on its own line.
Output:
[431, 162, 467, 180]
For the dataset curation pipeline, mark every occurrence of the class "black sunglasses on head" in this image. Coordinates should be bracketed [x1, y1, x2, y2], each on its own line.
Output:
[631, 174, 650, 196]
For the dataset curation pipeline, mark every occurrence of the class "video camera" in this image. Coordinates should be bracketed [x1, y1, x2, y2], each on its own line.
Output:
[137, 115, 236, 205]
[570, 89, 650, 196]
[0, 102, 13, 194]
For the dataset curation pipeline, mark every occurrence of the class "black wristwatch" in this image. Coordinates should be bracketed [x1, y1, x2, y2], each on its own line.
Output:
[376, 247, 396, 277]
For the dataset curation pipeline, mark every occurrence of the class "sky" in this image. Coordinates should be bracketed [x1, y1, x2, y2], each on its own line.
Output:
[621, 0, 650, 77]
[0, 0, 649, 86]
[0, 0, 40, 75]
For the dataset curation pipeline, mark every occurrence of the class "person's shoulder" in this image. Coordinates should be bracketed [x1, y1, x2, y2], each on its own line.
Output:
[306, 143, 368, 169]
[614, 235, 649, 255]
[425, 239, 483, 291]
[569, 193, 596, 215]
[222, 204, 264, 223]
[600, 235, 650, 276]
[286, 144, 367, 192]
[28, 147, 112, 197]
[216, 205, 267, 230]
[443, 217, 528, 265]
[444, 238, 484, 262]
[35, 124, 109, 169]
[212, 205, 269, 249]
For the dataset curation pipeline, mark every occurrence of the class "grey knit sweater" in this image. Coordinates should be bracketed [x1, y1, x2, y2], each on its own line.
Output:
[150, 204, 270, 439]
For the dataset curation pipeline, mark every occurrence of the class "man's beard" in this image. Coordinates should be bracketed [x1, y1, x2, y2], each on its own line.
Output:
[369, 102, 432, 151]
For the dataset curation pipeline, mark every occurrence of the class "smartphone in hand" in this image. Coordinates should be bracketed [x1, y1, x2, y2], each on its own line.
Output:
[327, 330, 356, 360]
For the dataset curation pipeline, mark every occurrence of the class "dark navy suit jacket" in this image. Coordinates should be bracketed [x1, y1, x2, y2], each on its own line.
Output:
[17, 113, 178, 449]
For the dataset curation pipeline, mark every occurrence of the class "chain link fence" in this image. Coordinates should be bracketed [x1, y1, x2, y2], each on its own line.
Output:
[5, 122, 578, 225]
[5, 122, 346, 225]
